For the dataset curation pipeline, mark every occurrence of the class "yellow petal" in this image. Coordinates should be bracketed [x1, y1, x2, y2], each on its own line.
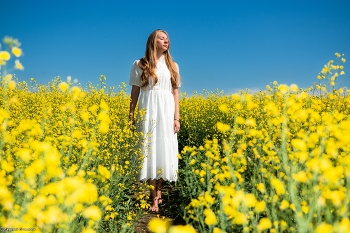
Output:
[15, 59, 24, 70]
[0, 51, 11, 61]
[12, 47, 22, 57]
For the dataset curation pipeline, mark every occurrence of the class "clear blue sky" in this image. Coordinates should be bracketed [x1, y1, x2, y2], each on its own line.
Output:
[1, 0, 350, 94]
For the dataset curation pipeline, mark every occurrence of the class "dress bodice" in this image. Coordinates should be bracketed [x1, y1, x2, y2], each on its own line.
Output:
[129, 56, 180, 92]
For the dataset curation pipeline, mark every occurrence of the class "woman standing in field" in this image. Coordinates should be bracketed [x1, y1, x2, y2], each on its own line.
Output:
[129, 29, 181, 212]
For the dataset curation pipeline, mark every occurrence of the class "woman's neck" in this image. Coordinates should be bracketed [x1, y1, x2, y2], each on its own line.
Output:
[155, 51, 164, 62]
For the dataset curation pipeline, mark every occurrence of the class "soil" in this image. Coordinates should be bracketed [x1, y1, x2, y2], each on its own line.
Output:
[134, 182, 186, 233]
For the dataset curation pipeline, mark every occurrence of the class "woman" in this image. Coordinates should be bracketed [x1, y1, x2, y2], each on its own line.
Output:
[129, 29, 181, 212]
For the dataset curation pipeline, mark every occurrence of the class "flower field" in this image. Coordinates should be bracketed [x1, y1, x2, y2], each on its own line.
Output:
[1, 37, 350, 232]
[176, 80, 350, 233]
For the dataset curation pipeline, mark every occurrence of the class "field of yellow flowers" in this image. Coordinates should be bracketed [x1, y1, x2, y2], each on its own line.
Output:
[147, 54, 349, 233]
[1, 36, 349, 233]
[0, 37, 152, 233]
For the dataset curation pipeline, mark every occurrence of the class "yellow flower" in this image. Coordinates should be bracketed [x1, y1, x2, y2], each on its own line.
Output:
[234, 212, 248, 225]
[341, 57, 346, 62]
[24, 159, 45, 177]
[290, 203, 296, 211]
[255, 201, 266, 212]
[12, 46, 22, 57]
[256, 183, 265, 193]
[99, 121, 109, 133]
[245, 118, 256, 127]
[14, 59, 24, 70]
[89, 104, 99, 113]
[8, 81, 16, 90]
[81, 228, 96, 233]
[279, 200, 289, 210]
[204, 208, 217, 225]
[204, 192, 215, 204]
[148, 218, 172, 233]
[59, 82, 69, 92]
[98, 165, 111, 179]
[73, 203, 84, 213]
[271, 178, 285, 195]
[1, 160, 15, 172]
[5, 74, 12, 81]
[67, 164, 78, 176]
[212, 227, 224, 233]
[16, 148, 32, 162]
[168, 225, 197, 233]
[82, 205, 101, 221]
[278, 84, 289, 94]
[219, 104, 229, 113]
[257, 218, 272, 232]
[290, 84, 298, 93]
[0, 51, 10, 61]
[100, 99, 109, 110]
[98, 111, 110, 122]
[81, 111, 90, 122]
[216, 122, 230, 132]
[72, 86, 82, 99]
[315, 223, 333, 233]
[321, 66, 329, 74]
[291, 139, 307, 151]
[292, 171, 307, 183]
[243, 193, 257, 207]
[301, 205, 309, 214]
[236, 116, 245, 125]
[338, 219, 350, 232]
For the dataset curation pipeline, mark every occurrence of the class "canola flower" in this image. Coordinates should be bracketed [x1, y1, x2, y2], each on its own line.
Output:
[173, 53, 350, 233]
[0, 76, 149, 232]
[0, 36, 149, 233]
[2, 35, 350, 233]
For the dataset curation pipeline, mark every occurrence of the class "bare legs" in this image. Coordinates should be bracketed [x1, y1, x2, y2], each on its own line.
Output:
[148, 178, 163, 212]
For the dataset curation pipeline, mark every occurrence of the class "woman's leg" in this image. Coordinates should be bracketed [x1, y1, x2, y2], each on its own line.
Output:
[156, 178, 163, 204]
[148, 179, 158, 211]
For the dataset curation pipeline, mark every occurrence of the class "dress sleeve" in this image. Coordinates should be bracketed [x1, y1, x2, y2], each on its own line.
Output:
[129, 60, 142, 87]
[176, 63, 181, 88]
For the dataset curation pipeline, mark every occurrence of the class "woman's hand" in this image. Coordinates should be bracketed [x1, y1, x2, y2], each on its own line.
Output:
[129, 85, 140, 130]
[129, 112, 136, 129]
[174, 119, 180, 134]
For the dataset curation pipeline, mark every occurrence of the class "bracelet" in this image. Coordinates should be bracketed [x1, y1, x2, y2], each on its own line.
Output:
[174, 118, 180, 122]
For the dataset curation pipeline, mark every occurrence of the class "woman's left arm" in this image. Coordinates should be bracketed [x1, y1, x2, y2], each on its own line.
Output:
[173, 88, 180, 134]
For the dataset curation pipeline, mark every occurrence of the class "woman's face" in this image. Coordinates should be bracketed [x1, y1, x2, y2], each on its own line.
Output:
[155, 31, 169, 53]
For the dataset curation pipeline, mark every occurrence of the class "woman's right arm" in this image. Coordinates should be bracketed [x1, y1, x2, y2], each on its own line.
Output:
[129, 85, 140, 122]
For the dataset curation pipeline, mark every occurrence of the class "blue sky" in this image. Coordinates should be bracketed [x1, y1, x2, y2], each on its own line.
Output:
[1, 0, 350, 94]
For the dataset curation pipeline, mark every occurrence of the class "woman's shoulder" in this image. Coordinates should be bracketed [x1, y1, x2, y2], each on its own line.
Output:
[131, 59, 142, 70]
[132, 59, 140, 65]
[133, 58, 146, 69]
[173, 61, 179, 71]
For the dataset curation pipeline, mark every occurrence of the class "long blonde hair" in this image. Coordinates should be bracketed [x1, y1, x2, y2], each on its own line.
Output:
[138, 29, 180, 90]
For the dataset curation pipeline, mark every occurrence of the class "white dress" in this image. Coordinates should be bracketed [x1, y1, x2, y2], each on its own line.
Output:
[129, 56, 180, 182]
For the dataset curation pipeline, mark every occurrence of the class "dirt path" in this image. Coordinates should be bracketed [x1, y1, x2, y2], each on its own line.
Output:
[134, 183, 186, 233]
